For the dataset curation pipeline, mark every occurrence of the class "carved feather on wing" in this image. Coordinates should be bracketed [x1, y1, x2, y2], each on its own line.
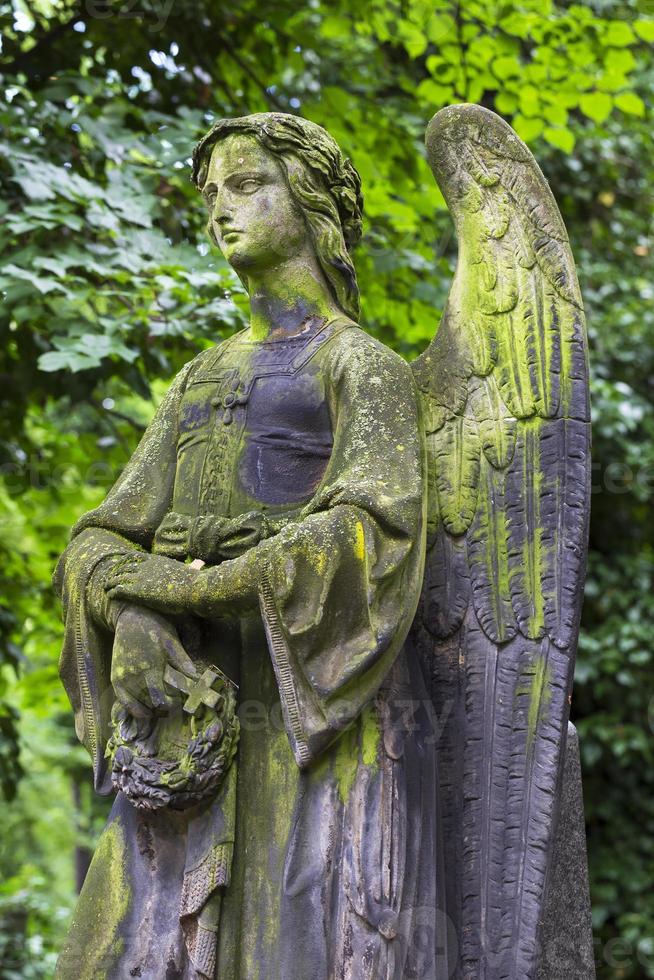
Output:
[411, 104, 590, 979]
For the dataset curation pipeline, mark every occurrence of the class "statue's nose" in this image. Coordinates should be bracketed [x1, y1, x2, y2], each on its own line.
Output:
[214, 203, 237, 228]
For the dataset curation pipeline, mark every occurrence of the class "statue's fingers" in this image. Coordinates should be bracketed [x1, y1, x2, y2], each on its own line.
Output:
[106, 580, 141, 601]
[112, 682, 152, 719]
[144, 670, 175, 714]
[160, 511, 184, 527]
[153, 537, 186, 556]
[104, 569, 134, 590]
[109, 555, 147, 580]
[105, 583, 129, 600]
[156, 543, 187, 560]
[164, 638, 197, 678]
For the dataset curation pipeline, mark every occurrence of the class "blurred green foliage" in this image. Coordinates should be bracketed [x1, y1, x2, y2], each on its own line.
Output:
[0, 0, 652, 976]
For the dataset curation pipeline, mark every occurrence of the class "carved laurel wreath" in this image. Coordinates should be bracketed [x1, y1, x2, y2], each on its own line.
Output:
[106, 661, 239, 812]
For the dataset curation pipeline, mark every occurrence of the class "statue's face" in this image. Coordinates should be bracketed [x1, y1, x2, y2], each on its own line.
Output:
[202, 133, 310, 274]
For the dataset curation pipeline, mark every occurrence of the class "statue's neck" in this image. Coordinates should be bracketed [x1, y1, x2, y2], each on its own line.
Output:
[244, 252, 342, 342]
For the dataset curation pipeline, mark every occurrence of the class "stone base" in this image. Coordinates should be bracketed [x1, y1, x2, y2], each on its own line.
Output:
[535, 723, 596, 979]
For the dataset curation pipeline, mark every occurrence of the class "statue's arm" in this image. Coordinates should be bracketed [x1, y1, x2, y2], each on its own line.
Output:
[54, 359, 200, 755]
[55, 357, 198, 618]
[73, 358, 196, 546]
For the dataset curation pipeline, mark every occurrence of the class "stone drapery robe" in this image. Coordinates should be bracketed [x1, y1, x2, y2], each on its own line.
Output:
[54, 315, 440, 979]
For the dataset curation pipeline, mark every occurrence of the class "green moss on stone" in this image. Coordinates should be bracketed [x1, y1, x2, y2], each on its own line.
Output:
[55, 818, 130, 979]
[360, 702, 381, 768]
[332, 721, 359, 804]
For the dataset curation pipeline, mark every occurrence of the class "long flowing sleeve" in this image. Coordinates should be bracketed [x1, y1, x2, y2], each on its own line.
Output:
[70, 358, 196, 548]
[53, 359, 195, 788]
[214, 330, 427, 767]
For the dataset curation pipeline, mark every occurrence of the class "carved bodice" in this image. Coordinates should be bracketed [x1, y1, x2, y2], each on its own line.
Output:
[172, 317, 351, 519]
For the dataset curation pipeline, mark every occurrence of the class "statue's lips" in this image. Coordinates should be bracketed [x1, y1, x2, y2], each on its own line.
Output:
[222, 228, 243, 242]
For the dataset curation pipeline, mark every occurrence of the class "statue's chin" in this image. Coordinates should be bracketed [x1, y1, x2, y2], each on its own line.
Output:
[223, 235, 308, 277]
[226, 248, 278, 276]
[222, 240, 258, 266]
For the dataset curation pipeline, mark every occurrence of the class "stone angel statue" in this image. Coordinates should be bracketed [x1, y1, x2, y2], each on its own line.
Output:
[53, 105, 590, 980]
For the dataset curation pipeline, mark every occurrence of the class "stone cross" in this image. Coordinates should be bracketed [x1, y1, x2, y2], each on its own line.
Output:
[164, 664, 225, 715]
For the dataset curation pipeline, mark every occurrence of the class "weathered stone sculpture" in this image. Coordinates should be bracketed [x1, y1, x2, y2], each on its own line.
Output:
[53, 105, 591, 979]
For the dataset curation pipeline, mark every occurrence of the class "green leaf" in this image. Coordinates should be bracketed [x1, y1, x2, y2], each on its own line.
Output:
[416, 78, 452, 106]
[605, 48, 636, 75]
[569, 41, 595, 68]
[495, 92, 518, 115]
[614, 92, 645, 117]
[425, 55, 456, 83]
[320, 15, 352, 40]
[543, 127, 575, 153]
[38, 350, 102, 372]
[579, 92, 613, 123]
[398, 21, 428, 58]
[525, 63, 547, 83]
[550, 89, 583, 110]
[543, 103, 568, 127]
[499, 12, 534, 38]
[603, 21, 636, 47]
[512, 114, 544, 142]
[0, 265, 67, 296]
[425, 14, 456, 44]
[518, 85, 540, 118]
[598, 72, 630, 94]
[492, 55, 521, 79]
[634, 20, 654, 43]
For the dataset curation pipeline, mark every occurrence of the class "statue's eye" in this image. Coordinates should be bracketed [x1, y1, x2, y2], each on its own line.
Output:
[239, 178, 260, 194]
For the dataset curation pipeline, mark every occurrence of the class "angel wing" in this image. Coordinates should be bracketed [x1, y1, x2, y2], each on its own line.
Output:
[410, 104, 590, 979]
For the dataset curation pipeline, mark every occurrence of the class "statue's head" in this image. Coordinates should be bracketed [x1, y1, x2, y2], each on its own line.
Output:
[192, 112, 363, 320]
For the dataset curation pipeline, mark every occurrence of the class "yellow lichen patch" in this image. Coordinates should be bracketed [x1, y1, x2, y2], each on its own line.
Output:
[308, 546, 328, 577]
[360, 703, 381, 768]
[353, 520, 365, 562]
[516, 653, 553, 752]
[332, 721, 359, 804]
[331, 705, 381, 804]
[55, 819, 130, 979]
[526, 654, 552, 750]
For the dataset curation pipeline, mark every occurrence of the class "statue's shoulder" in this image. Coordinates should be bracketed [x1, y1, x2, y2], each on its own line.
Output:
[180, 331, 243, 385]
[325, 320, 412, 382]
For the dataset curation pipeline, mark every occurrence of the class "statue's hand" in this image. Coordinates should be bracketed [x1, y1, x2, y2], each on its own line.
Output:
[111, 605, 196, 718]
[106, 551, 259, 619]
[105, 553, 197, 615]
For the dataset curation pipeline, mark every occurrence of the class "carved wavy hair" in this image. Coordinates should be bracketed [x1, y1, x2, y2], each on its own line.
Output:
[192, 112, 364, 320]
